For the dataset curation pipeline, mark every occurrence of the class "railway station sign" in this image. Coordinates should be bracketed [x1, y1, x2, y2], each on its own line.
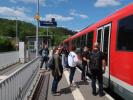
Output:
[40, 18, 57, 27]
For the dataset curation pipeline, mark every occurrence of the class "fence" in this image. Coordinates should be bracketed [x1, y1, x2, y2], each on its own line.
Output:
[0, 57, 40, 100]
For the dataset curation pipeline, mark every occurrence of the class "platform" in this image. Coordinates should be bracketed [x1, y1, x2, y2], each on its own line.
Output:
[47, 68, 113, 100]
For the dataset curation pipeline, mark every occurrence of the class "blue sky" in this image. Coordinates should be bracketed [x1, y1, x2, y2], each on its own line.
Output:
[0, 0, 132, 31]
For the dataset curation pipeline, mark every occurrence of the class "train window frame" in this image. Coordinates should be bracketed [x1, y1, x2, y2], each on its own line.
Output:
[97, 28, 103, 51]
[116, 14, 133, 51]
[96, 23, 112, 77]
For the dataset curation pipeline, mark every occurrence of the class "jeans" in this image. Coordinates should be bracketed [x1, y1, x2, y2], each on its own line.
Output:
[69, 67, 76, 84]
[62, 54, 66, 68]
[91, 69, 103, 94]
[51, 76, 62, 93]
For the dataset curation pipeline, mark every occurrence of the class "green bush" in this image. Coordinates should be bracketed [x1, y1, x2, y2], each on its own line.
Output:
[0, 37, 15, 52]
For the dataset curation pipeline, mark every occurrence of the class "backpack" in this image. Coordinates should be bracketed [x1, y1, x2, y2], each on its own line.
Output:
[46, 57, 55, 70]
[89, 51, 102, 70]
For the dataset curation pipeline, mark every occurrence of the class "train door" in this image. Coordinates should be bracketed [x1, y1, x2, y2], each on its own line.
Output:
[97, 23, 111, 84]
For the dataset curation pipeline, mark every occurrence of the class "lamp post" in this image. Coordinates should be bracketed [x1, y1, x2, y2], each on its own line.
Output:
[35, 0, 40, 57]
[46, 27, 49, 46]
[16, 17, 18, 50]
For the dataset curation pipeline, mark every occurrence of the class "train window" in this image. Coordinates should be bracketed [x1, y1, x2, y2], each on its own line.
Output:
[79, 36, 83, 48]
[103, 26, 110, 54]
[87, 31, 94, 49]
[75, 38, 77, 47]
[103, 26, 110, 64]
[82, 35, 86, 46]
[117, 15, 133, 51]
[74, 39, 77, 47]
[97, 29, 102, 44]
[80, 36, 84, 47]
[77, 37, 79, 47]
[85, 34, 88, 45]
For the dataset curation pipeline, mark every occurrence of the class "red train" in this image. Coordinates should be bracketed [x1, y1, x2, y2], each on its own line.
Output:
[63, 3, 133, 100]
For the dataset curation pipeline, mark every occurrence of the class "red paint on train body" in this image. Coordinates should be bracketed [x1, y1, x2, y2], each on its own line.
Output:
[63, 3, 133, 86]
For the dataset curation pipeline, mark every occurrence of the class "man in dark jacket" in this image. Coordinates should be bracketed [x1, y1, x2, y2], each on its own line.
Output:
[89, 42, 106, 97]
[81, 46, 90, 81]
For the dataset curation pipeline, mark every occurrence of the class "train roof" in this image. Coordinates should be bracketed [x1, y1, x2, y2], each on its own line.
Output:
[64, 3, 133, 43]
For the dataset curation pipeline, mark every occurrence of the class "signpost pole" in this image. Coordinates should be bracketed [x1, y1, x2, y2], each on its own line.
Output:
[16, 17, 18, 51]
[47, 27, 48, 46]
[36, 0, 39, 57]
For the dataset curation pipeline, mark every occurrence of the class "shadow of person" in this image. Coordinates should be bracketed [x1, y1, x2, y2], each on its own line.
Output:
[75, 80, 89, 86]
[60, 86, 72, 94]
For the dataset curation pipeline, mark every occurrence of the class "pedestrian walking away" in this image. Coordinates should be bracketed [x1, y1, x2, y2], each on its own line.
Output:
[39, 43, 49, 69]
[68, 46, 79, 87]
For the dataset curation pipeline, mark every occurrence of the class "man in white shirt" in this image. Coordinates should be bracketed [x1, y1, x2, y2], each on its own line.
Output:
[68, 46, 79, 87]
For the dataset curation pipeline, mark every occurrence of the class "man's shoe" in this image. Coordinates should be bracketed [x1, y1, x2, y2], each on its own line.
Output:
[92, 92, 97, 96]
[70, 83, 77, 87]
[52, 92, 61, 96]
[99, 92, 105, 97]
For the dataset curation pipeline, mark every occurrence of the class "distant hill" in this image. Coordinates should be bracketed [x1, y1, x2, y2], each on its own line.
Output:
[0, 18, 75, 51]
[39, 27, 76, 45]
[0, 18, 36, 40]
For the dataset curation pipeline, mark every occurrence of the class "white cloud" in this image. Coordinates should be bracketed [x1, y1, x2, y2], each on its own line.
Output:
[74, 29, 80, 32]
[94, 0, 121, 7]
[70, 10, 88, 19]
[10, 0, 46, 6]
[44, 14, 74, 21]
[0, 6, 33, 22]
[12, 6, 31, 13]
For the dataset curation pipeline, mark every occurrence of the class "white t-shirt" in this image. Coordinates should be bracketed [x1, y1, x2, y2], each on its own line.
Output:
[68, 51, 78, 67]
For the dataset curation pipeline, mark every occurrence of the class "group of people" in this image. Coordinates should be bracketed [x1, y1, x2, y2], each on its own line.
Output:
[39, 42, 106, 97]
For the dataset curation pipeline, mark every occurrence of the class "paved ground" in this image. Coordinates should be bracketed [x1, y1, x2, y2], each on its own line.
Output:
[47, 68, 113, 100]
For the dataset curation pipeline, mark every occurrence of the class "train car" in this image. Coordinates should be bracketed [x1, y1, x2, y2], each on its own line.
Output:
[63, 3, 133, 100]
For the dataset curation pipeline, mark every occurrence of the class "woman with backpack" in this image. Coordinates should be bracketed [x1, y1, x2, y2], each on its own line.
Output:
[51, 47, 63, 96]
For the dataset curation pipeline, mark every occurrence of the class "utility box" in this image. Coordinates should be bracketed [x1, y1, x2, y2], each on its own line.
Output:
[19, 42, 26, 63]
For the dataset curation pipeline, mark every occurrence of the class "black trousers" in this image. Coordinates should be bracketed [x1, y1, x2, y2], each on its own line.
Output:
[91, 69, 104, 94]
[40, 57, 48, 69]
[69, 67, 76, 84]
[81, 65, 86, 80]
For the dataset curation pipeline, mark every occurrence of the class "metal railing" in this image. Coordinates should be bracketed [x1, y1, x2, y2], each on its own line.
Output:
[0, 57, 40, 100]
[0, 51, 19, 70]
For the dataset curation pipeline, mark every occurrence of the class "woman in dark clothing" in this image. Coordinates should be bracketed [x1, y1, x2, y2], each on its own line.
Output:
[51, 47, 63, 96]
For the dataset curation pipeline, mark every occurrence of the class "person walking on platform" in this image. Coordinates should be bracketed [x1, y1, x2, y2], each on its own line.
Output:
[89, 42, 106, 97]
[39, 43, 49, 69]
[68, 46, 79, 87]
[61, 47, 69, 70]
[51, 47, 63, 96]
[81, 46, 90, 82]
